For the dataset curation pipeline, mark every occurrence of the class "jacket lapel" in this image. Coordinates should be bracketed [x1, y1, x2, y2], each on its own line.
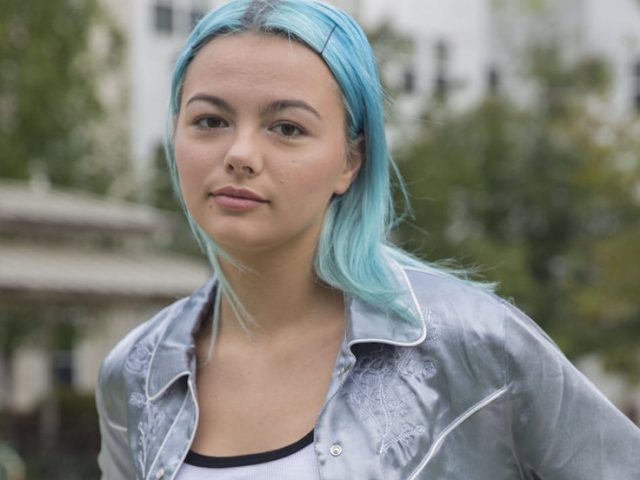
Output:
[146, 277, 216, 399]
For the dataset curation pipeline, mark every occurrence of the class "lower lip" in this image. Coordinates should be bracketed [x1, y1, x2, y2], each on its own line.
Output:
[211, 194, 267, 211]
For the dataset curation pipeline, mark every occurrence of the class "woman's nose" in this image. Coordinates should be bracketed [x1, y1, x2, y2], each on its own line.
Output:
[223, 131, 264, 177]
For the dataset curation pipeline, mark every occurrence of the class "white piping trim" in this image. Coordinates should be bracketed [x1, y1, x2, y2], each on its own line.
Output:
[148, 370, 191, 402]
[144, 300, 188, 399]
[169, 377, 199, 480]
[396, 260, 427, 335]
[105, 418, 128, 433]
[347, 260, 428, 349]
[145, 390, 190, 480]
[407, 386, 508, 480]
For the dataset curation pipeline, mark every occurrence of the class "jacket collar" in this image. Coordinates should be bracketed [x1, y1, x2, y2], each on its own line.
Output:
[146, 277, 216, 399]
[146, 261, 426, 399]
[345, 260, 426, 348]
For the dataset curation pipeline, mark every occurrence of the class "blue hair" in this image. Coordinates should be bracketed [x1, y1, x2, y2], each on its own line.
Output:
[165, 0, 468, 327]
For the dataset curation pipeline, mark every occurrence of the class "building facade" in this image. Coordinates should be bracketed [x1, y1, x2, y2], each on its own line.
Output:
[104, 0, 640, 182]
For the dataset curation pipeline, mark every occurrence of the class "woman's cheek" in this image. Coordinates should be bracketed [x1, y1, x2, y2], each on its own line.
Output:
[177, 143, 220, 189]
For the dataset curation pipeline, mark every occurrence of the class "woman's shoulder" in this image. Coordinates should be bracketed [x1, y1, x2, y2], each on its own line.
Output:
[401, 265, 508, 333]
[398, 263, 561, 364]
[400, 263, 576, 383]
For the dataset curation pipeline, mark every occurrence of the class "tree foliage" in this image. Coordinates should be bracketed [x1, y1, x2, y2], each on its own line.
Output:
[397, 44, 640, 380]
[0, 0, 125, 193]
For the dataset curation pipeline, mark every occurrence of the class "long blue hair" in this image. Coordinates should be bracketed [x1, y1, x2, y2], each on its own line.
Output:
[165, 0, 458, 327]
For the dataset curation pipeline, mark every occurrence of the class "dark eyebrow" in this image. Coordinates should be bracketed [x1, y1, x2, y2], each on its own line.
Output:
[260, 99, 322, 120]
[185, 94, 234, 113]
[185, 94, 321, 120]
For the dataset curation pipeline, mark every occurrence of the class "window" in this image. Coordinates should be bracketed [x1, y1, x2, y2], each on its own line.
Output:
[488, 65, 500, 95]
[53, 350, 73, 387]
[403, 67, 416, 94]
[435, 39, 449, 64]
[434, 73, 449, 101]
[433, 39, 450, 102]
[634, 60, 640, 113]
[154, 4, 173, 33]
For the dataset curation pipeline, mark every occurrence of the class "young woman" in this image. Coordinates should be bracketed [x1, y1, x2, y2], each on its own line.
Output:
[96, 1, 640, 479]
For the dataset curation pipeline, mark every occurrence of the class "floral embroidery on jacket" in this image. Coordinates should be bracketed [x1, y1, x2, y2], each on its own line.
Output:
[346, 345, 436, 454]
[423, 308, 440, 343]
[125, 339, 162, 478]
[125, 340, 154, 375]
[129, 392, 166, 476]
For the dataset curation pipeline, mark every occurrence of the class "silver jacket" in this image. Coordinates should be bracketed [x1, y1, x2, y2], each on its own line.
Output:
[96, 263, 640, 480]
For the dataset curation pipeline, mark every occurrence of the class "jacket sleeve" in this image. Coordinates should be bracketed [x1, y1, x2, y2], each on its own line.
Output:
[96, 365, 137, 479]
[502, 300, 640, 479]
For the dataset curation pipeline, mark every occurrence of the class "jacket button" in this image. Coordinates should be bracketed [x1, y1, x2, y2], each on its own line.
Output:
[155, 468, 165, 479]
[330, 444, 343, 457]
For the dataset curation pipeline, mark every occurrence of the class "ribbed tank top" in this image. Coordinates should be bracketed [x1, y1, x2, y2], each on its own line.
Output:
[175, 430, 320, 479]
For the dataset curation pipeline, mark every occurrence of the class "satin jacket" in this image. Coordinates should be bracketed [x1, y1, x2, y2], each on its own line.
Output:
[96, 263, 640, 480]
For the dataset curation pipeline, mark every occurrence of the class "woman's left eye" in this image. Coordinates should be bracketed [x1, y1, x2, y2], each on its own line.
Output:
[272, 122, 304, 138]
[194, 116, 227, 129]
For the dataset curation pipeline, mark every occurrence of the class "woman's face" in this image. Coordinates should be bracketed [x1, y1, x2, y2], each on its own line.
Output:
[174, 32, 361, 259]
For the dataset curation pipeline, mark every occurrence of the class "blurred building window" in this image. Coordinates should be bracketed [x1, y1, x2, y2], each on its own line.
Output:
[433, 39, 450, 102]
[634, 60, 640, 113]
[488, 65, 500, 95]
[435, 39, 449, 64]
[54, 350, 73, 387]
[154, 3, 174, 34]
[403, 67, 416, 94]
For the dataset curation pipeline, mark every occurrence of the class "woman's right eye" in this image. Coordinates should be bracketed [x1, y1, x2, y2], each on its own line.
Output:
[194, 116, 227, 129]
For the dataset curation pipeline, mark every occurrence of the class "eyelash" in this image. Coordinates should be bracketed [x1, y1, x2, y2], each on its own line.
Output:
[194, 115, 227, 130]
[191, 116, 306, 139]
[271, 122, 305, 138]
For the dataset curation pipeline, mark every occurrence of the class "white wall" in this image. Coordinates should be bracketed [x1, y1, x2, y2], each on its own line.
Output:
[103, 0, 494, 183]
[11, 348, 50, 412]
[102, 0, 221, 188]
[584, 0, 640, 116]
[354, 0, 491, 111]
[489, 0, 640, 116]
[102, 0, 640, 184]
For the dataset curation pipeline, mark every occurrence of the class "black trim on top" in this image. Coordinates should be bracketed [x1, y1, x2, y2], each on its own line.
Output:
[185, 430, 314, 468]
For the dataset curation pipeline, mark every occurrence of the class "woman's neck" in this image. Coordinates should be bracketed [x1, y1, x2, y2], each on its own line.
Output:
[216, 246, 345, 341]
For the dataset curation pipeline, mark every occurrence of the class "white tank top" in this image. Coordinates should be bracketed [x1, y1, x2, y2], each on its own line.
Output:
[175, 430, 321, 480]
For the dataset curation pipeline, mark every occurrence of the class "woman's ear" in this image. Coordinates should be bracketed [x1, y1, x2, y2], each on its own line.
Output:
[334, 135, 364, 195]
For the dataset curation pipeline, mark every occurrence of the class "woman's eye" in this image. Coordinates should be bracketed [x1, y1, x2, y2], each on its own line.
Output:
[195, 116, 226, 129]
[273, 122, 303, 138]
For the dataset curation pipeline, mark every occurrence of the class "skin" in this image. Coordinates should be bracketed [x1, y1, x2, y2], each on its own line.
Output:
[173, 32, 362, 455]
[175, 32, 360, 261]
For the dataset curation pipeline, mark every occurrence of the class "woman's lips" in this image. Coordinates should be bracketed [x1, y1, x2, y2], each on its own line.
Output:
[210, 186, 268, 211]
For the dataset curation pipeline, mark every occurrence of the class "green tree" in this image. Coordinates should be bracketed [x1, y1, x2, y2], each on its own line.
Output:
[0, 0, 125, 193]
[397, 45, 640, 380]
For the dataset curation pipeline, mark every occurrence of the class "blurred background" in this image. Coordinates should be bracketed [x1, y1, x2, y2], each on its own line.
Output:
[0, 0, 639, 477]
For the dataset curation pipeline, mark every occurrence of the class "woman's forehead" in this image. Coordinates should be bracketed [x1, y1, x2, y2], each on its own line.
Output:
[188, 32, 329, 78]
[181, 32, 342, 106]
